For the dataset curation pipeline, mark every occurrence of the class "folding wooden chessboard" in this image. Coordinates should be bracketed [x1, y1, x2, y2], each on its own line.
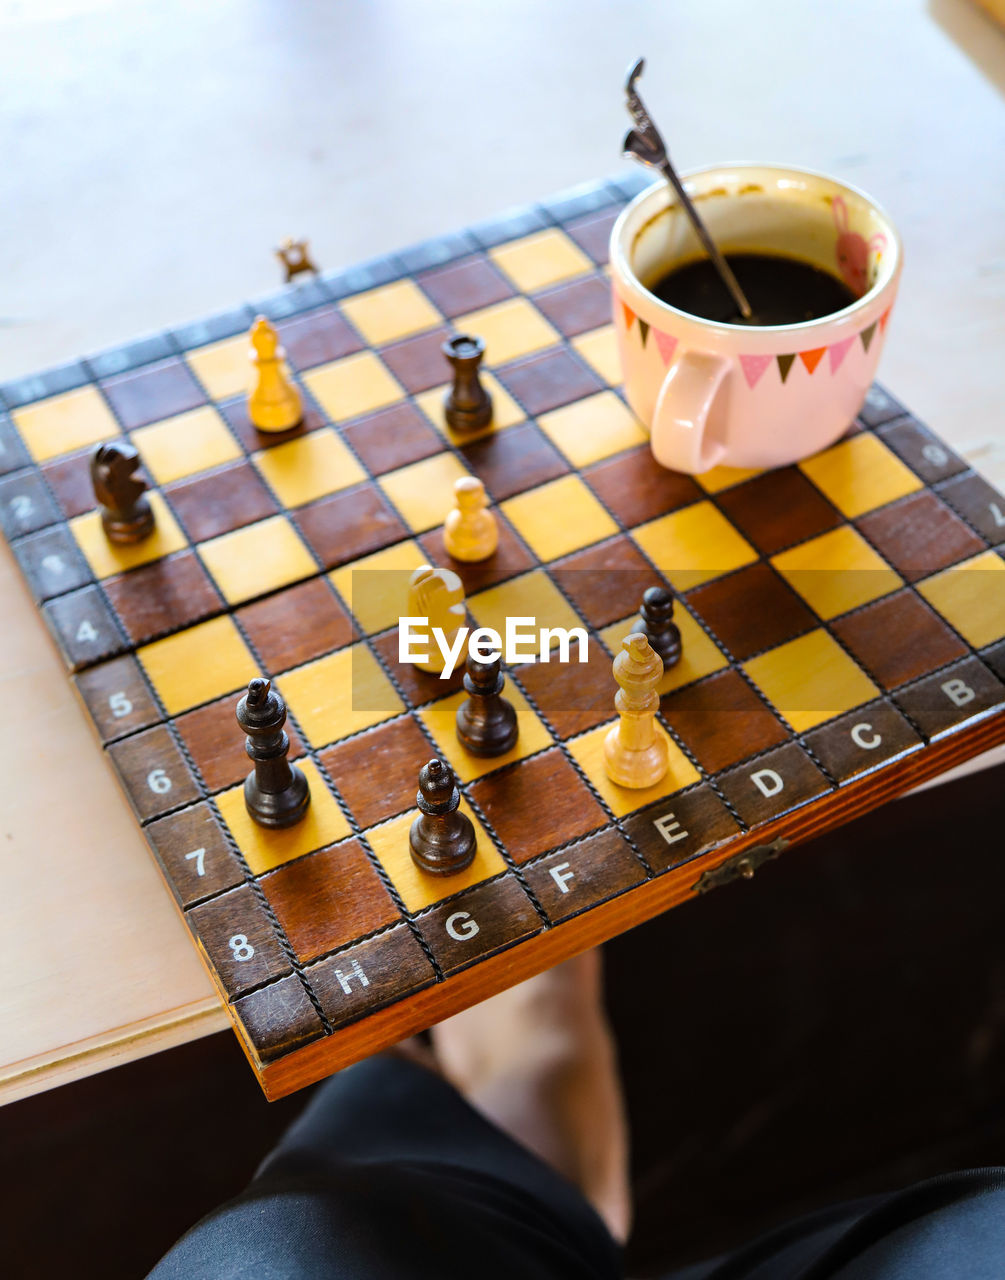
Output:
[2, 175, 1004, 1099]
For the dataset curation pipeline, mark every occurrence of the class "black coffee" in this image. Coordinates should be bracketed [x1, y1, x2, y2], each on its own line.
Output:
[649, 252, 856, 326]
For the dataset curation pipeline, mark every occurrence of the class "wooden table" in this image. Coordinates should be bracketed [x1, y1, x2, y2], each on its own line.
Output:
[2, 0, 1004, 1104]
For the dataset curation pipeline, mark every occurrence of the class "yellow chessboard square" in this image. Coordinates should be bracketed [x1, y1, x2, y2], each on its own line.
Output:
[537, 391, 646, 468]
[567, 721, 699, 818]
[772, 525, 902, 620]
[599, 605, 728, 694]
[278, 643, 404, 749]
[452, 297, 560, 366]
[502, 474, 618, 561]
[571, 326, 621, 387]
[71, 492, 188, 579]
[340, 279, 442, 346]
[419, 683, 553, 783]
[917, 550, 1005, 648]
[379, 452, 472, 533]
[217, 760, 351, 876]
[743, 628, 879, 733]
[303, 351, 405, 423]
[469, 570, 584, 643]
[185, 334, 253, 402]
[130, 406, 242, 486]
[13, 385, 119, 463]
[139, 615, 259, 716]
[695, 464, 763, 494]
[799, 433, 922, 518]
[631, 501, 757, 591]
[198, 515, 317, 605]
[328, 538, 426, 635]
[489, 228, 593, 293]
[366, 800, 502, 914]
[414, 372, 524, 441]
[253, 427, 367, 508]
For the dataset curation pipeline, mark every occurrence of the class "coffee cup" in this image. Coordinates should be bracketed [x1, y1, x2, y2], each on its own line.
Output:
[609, 164, 902, 473]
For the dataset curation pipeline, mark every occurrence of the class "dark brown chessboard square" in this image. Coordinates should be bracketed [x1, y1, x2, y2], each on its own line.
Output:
[688, 563, 817, 660]
[894, 656, 1005, 739]
[0, 469, 63, 537]
[550, 536, 659, 628]
[459, 422, 568, 502]
[15, 525, 92, 600]
[830, 590, 968, 691]
[220, 396, 325, 453]
[468, 748, 606, 863]
[176, 692, 306, 793]
[717, 742, 831, 827]
[495, 348, 602, 417]
[340, 401, 443, 476]
[107, 724, 202, 821]
[878, 418, 967, 485]
[261, 838, 400, 963]
[104, 551, 222, 644]
[415, 876, 542, 975]
[984, 639, 1005, 683]
[319, 716, 432, 829]
[186, 884, 292, 999]
[661, 669, 788, 773]
[565, 207, 619, 265]
[166, 460, 279, 543]
[371, 628, 466, 706]
[622, 784, 741, 873]
[43, 584, 127, 669]
[277, 307, 363, 370]
[803, 700, 923, 783]
[859, 384, 906, 427]
[936, 471, 1005, 545]
[233, 974, 325, 1063]
[146, 802, 246, 906]
[856, 491, 986, 582]
[379, 326, 452, 395]
[584, 445, 702, 529]
[308, 923, 436, 1029]
[41, 448, 113, 520]
[419, 513, 535, 595]
[523, 829, 645, 924]
[533, 276, 612, 338]
[514, 639, 615, 739]
[100, 358, 206, 430]
[416, 255, 514, 318]
[0, 416, 30, 476]
[716, 467, 843, 556]
[294, 482, 407, 569]
[238, 577, 356, 674]
[75, 653, 162, 742]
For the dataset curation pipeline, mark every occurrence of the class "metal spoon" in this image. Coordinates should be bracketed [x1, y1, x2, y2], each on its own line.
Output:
[622, 57, 754, 322]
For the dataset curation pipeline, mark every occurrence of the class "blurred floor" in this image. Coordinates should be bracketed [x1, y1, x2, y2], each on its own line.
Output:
[2, 0, 1005, 470]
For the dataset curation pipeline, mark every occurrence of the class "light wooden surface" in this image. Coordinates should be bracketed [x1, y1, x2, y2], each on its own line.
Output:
[2, 0, 1004, 1104]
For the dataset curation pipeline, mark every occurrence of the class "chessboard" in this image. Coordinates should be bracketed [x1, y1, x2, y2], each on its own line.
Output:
[2, 174, 1004, 1099]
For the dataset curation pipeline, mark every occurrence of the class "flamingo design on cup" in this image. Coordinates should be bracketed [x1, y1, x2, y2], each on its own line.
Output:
[833, 195, 887, 297]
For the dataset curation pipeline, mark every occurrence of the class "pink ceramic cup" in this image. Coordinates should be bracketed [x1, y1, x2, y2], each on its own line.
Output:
[609, 164, 902, 473]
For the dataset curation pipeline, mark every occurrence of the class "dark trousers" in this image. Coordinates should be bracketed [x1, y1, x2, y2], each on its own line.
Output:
[150, 1055, 1005, 1279]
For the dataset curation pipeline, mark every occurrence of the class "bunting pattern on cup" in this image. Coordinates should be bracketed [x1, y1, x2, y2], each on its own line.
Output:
[616, 293, 895, 388]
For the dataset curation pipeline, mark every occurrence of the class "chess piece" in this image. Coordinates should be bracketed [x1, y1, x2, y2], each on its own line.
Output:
[443, 476, 498, 562]
[630, 586, 681, 668]
[456, 653, 518, 757]
[248, 316, 303, 433]
[406, 564, 466, 675]
[237, 677, 310, 828]
[603, 633, 669, 789]
[275, 236, 318, 282]
[90, 441, 155, 544]
[409, 758, 477, 875]
[442, 333, 493, 434]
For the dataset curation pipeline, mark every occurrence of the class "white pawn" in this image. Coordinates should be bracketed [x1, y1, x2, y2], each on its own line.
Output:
[443, 476, 498, 563]
[603, 633, 669, 789]
[248, 316, 302, 433]
[405, 564, 466, 674]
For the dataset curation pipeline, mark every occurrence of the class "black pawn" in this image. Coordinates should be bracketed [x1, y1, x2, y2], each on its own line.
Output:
[456, 653, 518, 757]
[631, 586, 681, 668]
[237, 678, 310, 828]
[442, 333, 493, 434]
[409, 759, 476, 876]
[90, 441, 155, 544]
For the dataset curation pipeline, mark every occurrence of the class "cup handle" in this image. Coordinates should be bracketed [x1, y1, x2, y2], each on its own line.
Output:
[650, 350, 731, 474]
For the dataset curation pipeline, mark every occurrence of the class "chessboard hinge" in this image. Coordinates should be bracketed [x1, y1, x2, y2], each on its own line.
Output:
[693, 838, 790, 894]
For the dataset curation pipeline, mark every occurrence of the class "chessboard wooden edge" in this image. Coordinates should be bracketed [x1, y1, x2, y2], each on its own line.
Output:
[195, 707, 1005, 1100]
